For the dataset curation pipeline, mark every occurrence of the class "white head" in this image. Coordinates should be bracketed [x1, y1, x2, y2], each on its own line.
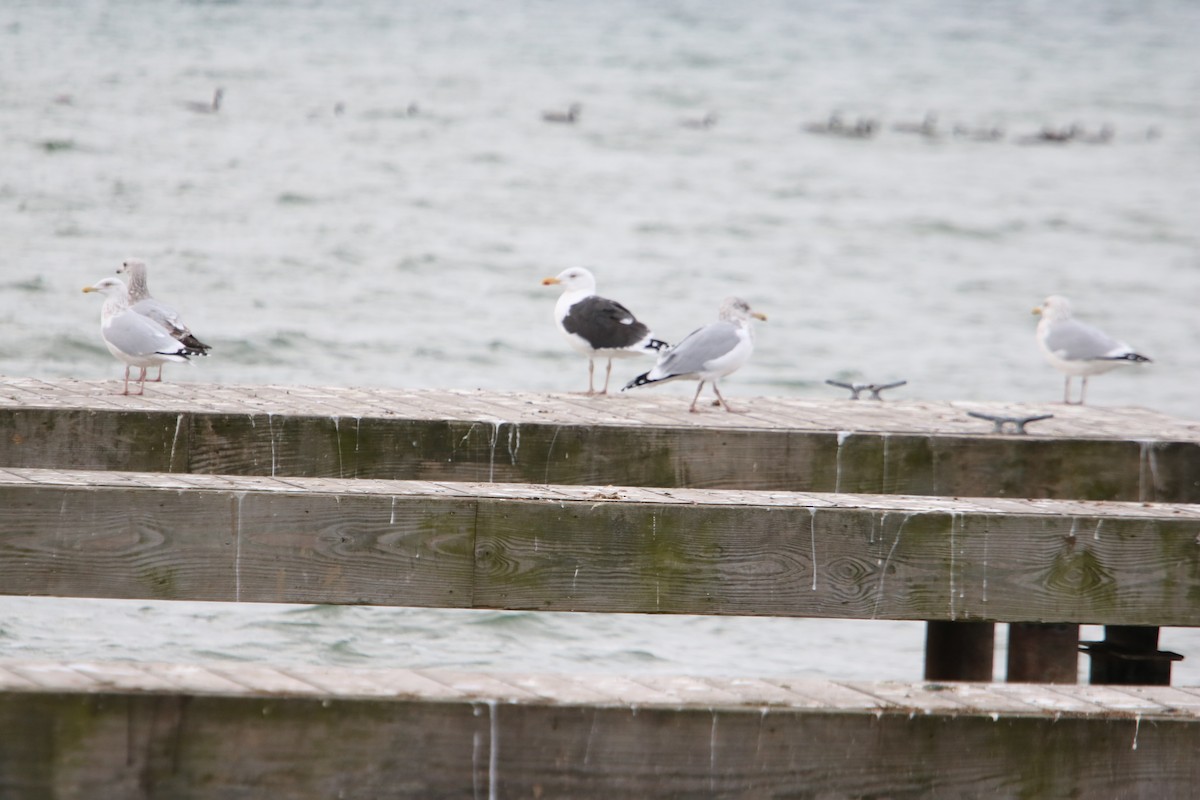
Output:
[116, 259, 146, 279]
[83, 277, 129, 299]
[1033, 295, 1072, 322]
[541, 266, 597, 294]
[719, 296, 768, 324]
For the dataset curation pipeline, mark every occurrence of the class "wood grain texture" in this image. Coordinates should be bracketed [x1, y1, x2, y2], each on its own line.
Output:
[0, 481, 476, 607]
[1, 666, 1198, 800]
[2, 379, 1198, 501]
[3, 469, 1199, 625]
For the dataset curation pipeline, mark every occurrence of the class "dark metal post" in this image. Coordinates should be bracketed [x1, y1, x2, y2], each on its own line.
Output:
[1082, 626, 1182, 685]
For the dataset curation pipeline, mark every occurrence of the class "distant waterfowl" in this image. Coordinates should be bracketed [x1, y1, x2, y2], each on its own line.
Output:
[185, 88, 223, 114]
[116, 259, 211, 381]
[1018, 124, 1079, 145]
[953, 124, 1005, 142]
[892, 111, 939, 137]
[845, 118, 877, 138]
[623, 297, 766, 413]
[542, 103, 581, 124]
[542, 267, 667, 395]
[1079, 124, 1114, 144]
[83, 278, 197, 395]
[804, 113, 845, 135]
[681, 112, 718, 130]
[805, 113, 876, 139]
[1033, 295, 1151, 405]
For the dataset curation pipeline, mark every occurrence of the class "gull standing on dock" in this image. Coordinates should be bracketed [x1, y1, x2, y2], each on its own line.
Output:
[623, 296, 766, 413]
[1033, 295, 1151, 405]
[83, 277, 199, 395]
[117, 259, 211, 381]
[542, 267, 668, 395]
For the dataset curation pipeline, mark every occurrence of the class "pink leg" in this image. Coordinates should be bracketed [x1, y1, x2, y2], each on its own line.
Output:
[688, 381, 706, 412]
[711, 382, 740, 413]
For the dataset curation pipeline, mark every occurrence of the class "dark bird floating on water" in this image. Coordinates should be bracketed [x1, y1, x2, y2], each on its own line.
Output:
[542, 103, 581, 124]
[185, 88, 223, 114]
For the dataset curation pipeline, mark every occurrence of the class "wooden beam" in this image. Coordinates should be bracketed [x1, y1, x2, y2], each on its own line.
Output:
[2, 380, 1198, 501]
[3, 468, 1200, 625]
[1, 660, 1197, 799]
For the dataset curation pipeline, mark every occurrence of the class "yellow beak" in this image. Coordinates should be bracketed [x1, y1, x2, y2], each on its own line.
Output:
[752, 311, 768, 321]
[1032, 306, 1043, 316]
[541, 277, 561, 286]
[82, 286, 97, 293]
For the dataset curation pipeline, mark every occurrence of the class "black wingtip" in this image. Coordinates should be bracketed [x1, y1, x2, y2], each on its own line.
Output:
[1110, 352, 1152, 364]
[646, 338, 670, 352]
[180, 334, 212, 355]
[622, 372, 654, 392]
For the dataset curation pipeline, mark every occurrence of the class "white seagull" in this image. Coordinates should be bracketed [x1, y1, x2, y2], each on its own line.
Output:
[1033, 295, 1151, 405]
[623, 296, 766, 413]
[83, 277, 197, 395]
[116, 259, 211, 381]
[542, 267, 668, 395]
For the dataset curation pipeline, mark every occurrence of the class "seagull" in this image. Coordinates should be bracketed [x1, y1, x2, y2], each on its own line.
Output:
[1033, 295, 1151, 405]
[542, 103, 581, 124]
[116, 259, 211, 381]
[83, 277, 199, 395]
[542, 267, 668, 395]
[623, 296, 766, 413]
[185, 88, 223, 114]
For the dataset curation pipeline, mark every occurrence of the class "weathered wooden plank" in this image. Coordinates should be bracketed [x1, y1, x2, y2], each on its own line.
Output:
[469, 493, 1200, 625]
[3, 469, 1200, 626]
[1, 661, 1198, 799]
[2, 379, 1198, 500]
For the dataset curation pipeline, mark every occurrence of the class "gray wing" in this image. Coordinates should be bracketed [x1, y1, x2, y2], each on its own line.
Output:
[131, 297, 188, 337]
[105, 311, 187, 357]
[1044, 318, 1125, 361]
[654, 321, 740, 377]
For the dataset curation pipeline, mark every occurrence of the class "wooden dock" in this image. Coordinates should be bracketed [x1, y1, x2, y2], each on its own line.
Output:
[2, 378, 1198, 500]
[3, 659, 1199, 798]
[3, 467, 1199, 625]
[2, 377, 1199, 796]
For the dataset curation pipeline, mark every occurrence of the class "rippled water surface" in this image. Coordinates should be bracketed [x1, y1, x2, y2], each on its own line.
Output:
[1, 0, 1198, 681]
